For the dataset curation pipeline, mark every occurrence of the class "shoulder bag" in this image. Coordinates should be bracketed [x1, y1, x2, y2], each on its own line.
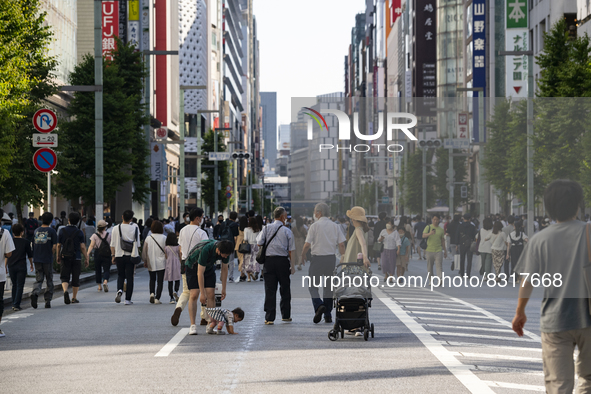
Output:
[419, 226, 430, 250]
[470, 230, 480, 255]
[256, 225, 282, 265]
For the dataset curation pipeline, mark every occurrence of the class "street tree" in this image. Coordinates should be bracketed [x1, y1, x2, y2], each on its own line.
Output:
[0, 0, 57, 221]
[400, 149, 435, 215]
[0, 0, 51, 181]
[202, 130, 229, 215]
[57, 39, 149, 213]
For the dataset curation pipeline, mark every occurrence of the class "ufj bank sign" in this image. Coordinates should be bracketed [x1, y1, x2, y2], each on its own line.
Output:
[302, 107, 418, 152]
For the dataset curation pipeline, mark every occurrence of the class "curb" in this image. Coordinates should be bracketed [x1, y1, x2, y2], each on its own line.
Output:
[2, 262, 144, 308]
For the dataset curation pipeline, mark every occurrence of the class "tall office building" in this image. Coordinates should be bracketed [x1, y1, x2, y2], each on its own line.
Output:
[260, 92, 277, 173]
[277, 124, 291, 151]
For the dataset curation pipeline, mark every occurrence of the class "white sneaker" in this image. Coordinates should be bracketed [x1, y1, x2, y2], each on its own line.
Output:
[0, 329, 5, 337]
[206, 326, 215, 334]
[189, 324, 198, 335]
[124, 300, 133, 305]
[154, 299, 162, 304]
[355, 331, 362, 337]
[149, 293, 155, 304]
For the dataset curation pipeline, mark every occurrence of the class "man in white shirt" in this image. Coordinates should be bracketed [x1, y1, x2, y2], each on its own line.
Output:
[110, 210, 140, 305]
[301, 203, 346, 324]
[0, 213, 15, 337]
[171, 208, 208, 335]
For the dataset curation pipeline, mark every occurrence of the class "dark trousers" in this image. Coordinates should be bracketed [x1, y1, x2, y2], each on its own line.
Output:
[508, 245, 524, 276]
[116, 256, 134, 301]
[8, 265, 27, 308]
[94, 254, 111, 283]
[168, 280, 180, 298]
[149, 269, 165, 299]
[263, 256, 291, 321]
[459, 244, 473, 277]
[308, 255, 336, 317]
[0, 281, 4, 318]
[32, 262, 54, 301]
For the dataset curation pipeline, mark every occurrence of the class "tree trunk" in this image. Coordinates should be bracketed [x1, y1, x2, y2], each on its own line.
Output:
[16, 198, 23, 225]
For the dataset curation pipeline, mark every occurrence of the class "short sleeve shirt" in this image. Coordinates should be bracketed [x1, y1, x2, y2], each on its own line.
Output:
[423, 225, 445, 253]
[0, 229, 16, 281]
[197, 240, 230, 273]
[206, 307, 235, 326]
[256, 221, 295, 257]
[379, 229, 401, 250]
[515, 220, 591, 332]
[33, 227, 57, 264]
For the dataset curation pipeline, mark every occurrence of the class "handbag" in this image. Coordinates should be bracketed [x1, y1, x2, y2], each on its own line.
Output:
[238, 240, 251, 254]
[373, 241, 383, 252]
[256, 225, 283, 265]
[584, 224, 591, 315]
[419, 226, 430, 250]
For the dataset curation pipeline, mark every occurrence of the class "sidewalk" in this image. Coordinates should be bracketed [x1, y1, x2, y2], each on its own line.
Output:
[2, 263, 142, 307]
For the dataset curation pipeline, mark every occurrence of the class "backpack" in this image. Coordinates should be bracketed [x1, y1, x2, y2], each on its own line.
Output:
[510, 232, 524, 247]
[458, 225, 473, 247]
[219, 221, 234, 241]
[26, 219, 37, 236]
[61, 227, 79, 259]
[185, 240, 214, 270]
[96, 232, 111, 258]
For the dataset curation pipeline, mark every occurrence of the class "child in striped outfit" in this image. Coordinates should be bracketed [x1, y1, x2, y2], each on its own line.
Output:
[206, 307, 244, 335]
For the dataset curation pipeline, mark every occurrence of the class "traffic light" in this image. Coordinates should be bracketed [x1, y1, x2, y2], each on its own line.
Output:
[232, 152, 251, 159]
[360, 175, 374, 183]
[460, 186, 468, 198]
[418, 139, 442, 149]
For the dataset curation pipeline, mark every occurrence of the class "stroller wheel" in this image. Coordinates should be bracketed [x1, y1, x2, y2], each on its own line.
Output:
[328, 330, 338, 341]
[363, 328, 369, 341]
[371, 323, 375, 338]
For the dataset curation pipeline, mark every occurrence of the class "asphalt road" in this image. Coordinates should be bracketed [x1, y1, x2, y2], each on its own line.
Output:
[1, 255, 547, 394]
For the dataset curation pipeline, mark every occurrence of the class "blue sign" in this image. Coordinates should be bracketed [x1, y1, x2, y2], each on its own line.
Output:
[472, 0, 486, 142]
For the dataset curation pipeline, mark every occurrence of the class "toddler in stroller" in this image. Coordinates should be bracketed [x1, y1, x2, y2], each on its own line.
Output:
[328, 257, 374, 341]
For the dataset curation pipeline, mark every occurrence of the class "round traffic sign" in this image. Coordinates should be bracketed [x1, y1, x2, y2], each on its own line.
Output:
[156, 128, 167, 139]
[226, 185, 232, 192]
[33, 148, 57, 173]
[33, 109, 58, 133]
[225, 192, 232, 199]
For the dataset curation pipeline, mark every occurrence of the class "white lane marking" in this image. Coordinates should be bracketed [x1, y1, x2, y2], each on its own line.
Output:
[483, 380, 545, 392]
[0, 312, 35, 325]
[434, 331, 539, 342]
[447, 296, 542, 342]
[424, 323, 515, 333]
[155, 328, 189, 357]
[395, 298, 462, 304]
[402, 305, 485, 313]
[410, 311, 497, 319]
[452, 352, 541, 362]
[472, 365, 544, 376]
[444, 341, 542, 353]
[374, 287, 496, 393]
[415, 317, 506, 326]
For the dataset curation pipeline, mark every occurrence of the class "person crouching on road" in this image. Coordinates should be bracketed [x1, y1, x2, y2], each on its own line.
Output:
[185, 239, 234, 335]
[206, 307, 244, 335]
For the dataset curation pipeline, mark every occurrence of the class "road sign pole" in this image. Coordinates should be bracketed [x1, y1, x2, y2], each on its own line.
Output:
[94, 0, 104, 221]
[527, 53, 534, 236]
[449, 147, 454, 215]
[47, 172, 51, 214]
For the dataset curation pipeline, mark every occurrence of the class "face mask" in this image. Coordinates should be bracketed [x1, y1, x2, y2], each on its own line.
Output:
[386, 224, 393, 230]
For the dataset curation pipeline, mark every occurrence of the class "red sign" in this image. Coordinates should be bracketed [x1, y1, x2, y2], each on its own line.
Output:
[390, 0, 402, 26]
[33, 109, 58, 133]
[102, 1, 119, 60]
[33, 148, 58, 173]
[457, 113, 469, 139]
[156, 128, 167, 139]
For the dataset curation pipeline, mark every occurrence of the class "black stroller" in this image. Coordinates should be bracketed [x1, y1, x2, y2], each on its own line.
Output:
[328, 263, 374, 341]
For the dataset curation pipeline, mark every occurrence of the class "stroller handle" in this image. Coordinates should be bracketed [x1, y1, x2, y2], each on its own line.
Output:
[335, 262, 364, 269]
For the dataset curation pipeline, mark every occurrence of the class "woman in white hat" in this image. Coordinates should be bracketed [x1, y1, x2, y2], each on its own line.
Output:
[342, 206, 371, 272]
[87, 220, 112, 292]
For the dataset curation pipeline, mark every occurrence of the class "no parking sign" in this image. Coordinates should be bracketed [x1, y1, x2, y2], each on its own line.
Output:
[33, 148, 57, 173]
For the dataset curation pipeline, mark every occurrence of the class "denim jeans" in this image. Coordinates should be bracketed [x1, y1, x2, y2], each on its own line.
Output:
[8, 264, 27, 308]
[94, 254, 111, 283]
[480, 252, 493, 275]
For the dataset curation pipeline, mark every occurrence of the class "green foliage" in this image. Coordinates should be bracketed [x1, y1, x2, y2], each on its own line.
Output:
[433, 148, 470, 212]
[57, 39, 149, 210]
[0, 0, 57, 219]
[355, 181, 384, 215]
[201, 130, 229, 214]
[400, 149, 435, 215]
[0, 0, 53, 181]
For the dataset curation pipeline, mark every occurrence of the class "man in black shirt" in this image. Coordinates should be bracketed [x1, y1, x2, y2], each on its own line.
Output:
[57, 212, 87, 304]
[455, 213, 477, 277]
[24, 212, 39, 245]
[213, 215, 224, 239]
[7, 224, 33, 311]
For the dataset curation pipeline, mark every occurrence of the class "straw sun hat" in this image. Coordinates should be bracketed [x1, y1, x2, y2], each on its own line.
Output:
[346, 206, 367, 223]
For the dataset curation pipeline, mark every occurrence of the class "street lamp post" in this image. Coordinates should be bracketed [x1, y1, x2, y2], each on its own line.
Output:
[498, 50, 534, 236]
